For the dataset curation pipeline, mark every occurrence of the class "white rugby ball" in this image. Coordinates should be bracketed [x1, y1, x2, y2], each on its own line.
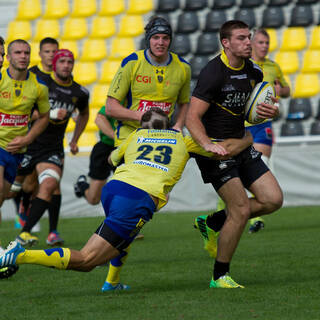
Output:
[245, 81, 276, 124]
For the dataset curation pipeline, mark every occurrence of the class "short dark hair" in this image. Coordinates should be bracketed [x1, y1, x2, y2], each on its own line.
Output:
[141, 107, 170, 129]
[7, 39, 30, 54]
[219, 20, 249, 44]
[0, 36, 4, 46]
[39, 37, 59, 50]
[252, 28, 269, 40]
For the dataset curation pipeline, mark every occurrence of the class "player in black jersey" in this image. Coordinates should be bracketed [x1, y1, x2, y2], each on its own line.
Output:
[186, 21, 283, 288]
[15, 49, 89, 247]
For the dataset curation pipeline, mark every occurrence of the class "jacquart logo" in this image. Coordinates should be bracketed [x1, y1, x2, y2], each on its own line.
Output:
[138, 100, 171, 113]
[0, 112, 28, 126]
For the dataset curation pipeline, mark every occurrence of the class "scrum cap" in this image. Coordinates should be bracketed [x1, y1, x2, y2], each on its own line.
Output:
[145, 17, 172, 48]
[52, 49, 74, 72]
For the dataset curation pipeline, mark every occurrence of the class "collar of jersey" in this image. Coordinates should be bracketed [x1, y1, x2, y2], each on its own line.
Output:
[137, 128, 179, 133]
[52, 73, 73, 87]
[7, 68, 30, 80]
[37, 63, 52, 75]
[220, 50, 245, 71]
[144, 49, 172, 66]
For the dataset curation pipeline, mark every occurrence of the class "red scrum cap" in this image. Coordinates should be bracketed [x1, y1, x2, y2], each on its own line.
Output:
[52, 49, 74, 72]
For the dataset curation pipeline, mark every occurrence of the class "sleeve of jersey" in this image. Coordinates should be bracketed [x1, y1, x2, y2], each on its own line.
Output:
[108, 58, 135, 102]
[192, 62, 219, 103]
[98, 105, 106, 115]
[177, 63, 191, 104]
[184, 135, 217, 158]
[110, 130, 136, 166]
[36, 84, 50, 114]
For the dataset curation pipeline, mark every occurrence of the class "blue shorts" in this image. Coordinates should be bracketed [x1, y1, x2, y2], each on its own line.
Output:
[246, 121, 273, 146]
[100, 180, 156, 243]
[0, 148, 23, 184]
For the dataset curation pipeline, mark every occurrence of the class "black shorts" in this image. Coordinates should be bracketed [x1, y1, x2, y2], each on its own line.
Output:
[17, 148, 64, 176]
[88, 141, 115, 180]
[195, 146, 269, 191]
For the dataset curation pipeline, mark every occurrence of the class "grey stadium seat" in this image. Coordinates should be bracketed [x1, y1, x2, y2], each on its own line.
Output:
[261, 7, 285, 28]
[190, 55, 209, 79]
[280, 121, 305, 136]
[310, 121, 320, 135]
[204, 10, 227, 32]
[289, 5, 313, 27]
[184, 0, 207, 11]
[176, 12, 199, 34]
[287, 98, 312, 121]
[268, 0, 291, 6]
[195, 32, 220, 56]
[171, 34, 191, 56]
[297, 0, 318, 4]
[212, 0, 235, 9]
[240, 0, 264, 8]
[156, 0, 180, 12]
[234, 8, 256, 28]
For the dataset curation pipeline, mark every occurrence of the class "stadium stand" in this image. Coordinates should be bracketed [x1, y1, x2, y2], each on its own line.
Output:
[89, 16, 116, 39]
[98, 0, 125, 16]
[99, 60, 122, 84]
[287, 98, 312, 121]
[280, 121, 305, 136]
[171, 34, 191, 56]
[6, 20, 32, 42]
[70, 0, 97, 18]
[16, 0, 42, 20]
[61, 18, 88, 40]
[261, 7, 285, 28]
[80, 39, 108, 62]
[274, 51, 299, 74]
[43, 0, 69, 19]
[33, 19, 60, 41]
[204, 10, 228, 32]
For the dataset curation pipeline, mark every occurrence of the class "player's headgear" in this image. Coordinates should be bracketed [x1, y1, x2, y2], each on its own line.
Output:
[52, 49, 74, 72]
[145, 16, 172, 49]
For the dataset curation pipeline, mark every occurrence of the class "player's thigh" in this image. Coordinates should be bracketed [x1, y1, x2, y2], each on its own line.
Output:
[22, 170, 38, 193]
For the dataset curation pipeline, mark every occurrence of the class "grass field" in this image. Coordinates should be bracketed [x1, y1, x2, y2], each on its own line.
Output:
[1, 206, 320, 320]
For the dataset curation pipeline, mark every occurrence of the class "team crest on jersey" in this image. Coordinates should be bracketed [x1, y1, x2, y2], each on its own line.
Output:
[72, 97, 78, 104]
[14, 83, 22, 97]
[250, 80, 256, 89]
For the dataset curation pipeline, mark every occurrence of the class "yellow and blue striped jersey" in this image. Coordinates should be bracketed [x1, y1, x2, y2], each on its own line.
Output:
[108, 50, 191, 146]
[110, 128, 211, 210]
[0, 68, 50, 152]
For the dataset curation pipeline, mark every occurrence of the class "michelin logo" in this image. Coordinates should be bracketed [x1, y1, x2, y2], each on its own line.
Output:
[137, 137, 177, 144]
[134, 160, 169, 172]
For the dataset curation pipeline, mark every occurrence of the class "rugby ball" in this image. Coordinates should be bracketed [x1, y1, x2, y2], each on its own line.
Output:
[245, 81, 276, 124]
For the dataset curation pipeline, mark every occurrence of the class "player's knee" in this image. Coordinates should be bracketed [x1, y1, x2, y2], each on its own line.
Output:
[258, 190, 283, 214]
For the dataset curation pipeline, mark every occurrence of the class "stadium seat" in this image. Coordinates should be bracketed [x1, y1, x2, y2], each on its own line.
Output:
[240, 0, 264, 7]
[268, 0, 291, 5]
[91, 84, 110, 109]
[289, 5, 313, 27]
[265, 28, 278, 52]
[66, 119, 76, 133]
[77, 132, 98, 148]
[73, 62, 98, 85]
[86, 108, 100, 132]
[156, 0, 180, 12]
[261, 7, 285, 28]
[284, 74, 292, 90]
[109, 38, 136, 60]
[59, 40, 79, 60]
[171, 34, 191, 56]
[71, 0, 97, 17]
[234, 8, 256, 28]
[310, 121, 320, 135]
[309, 26, 320, 50]
[274, 51, 299, 74]
[43, 0, 69, 19]
[301, 50, 320, 73]
[204, 10, 227, 32]
[98, 0, 125, 16]
[297, 0, 318, 3]
[127, 0, 153, 14]
[176, 12, 199, 34]
[212, 0, 235, 9]
[89, 16, 116, 39]
[195, 33, 220, 56]
[280, 121, 304, 136]
[29, 42, 40, 66]
[280, 27, 307, 51]
[190, 55, 209, 79]
[287, 98, 312, 121]
[16, 0, 42, 20]
[80, 39, 107, 62]
[316, 100, 320, 120]
[184, 0, 207, 11]
[99, 60, 121, 84]
[293, 73, 320, 98]
[33, 19, 60, 42]
[61, 18, 88, 40]
[118, 15, 144, 37]
[190, 78, 197, 93]
[6, 21, 32, 42]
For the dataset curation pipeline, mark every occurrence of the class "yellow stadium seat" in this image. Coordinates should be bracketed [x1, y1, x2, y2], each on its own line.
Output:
[6, 21, 32, 42]
[98, 0, 125, 16]
[86, 108, 100, 132]
[280, 27, 307, 51]
[16, 0, 42, 20]
[91, 84, 109, 109]
[71, 0, 97, 17]
[283, 75, 292, 90]
[80, 39, 107, 62]
[59, 40, 79, 60]
[109, 38, 135, 60]
[77, 132, 98, 148]
[29, 42, 41, 66]
[73, 62, 97, 85]
[33, 19, 60, 42]
[309, 26, 320, 50]
[265, 28, 278, 52]
[127, 0, 153, 14]
[66, 118, 76, 133]
[43, 0, 69, 19]
[99, 60, 121, 83]
[89, 16, 116, 39]
[274, 51, 299, 74]
[118, 15, 144, 37]
[293, 73, 320, 98]
[301, 50, 320, 73]
[61, 18, 88, 40]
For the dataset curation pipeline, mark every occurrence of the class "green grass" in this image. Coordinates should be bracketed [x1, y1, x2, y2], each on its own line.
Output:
[1, 206, 320, 319]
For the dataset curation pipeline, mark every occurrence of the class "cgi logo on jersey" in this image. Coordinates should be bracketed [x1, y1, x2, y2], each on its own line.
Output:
[0, 112, 28, 127]
[136, 75, 151, 83]
[138, 100, 172, 113]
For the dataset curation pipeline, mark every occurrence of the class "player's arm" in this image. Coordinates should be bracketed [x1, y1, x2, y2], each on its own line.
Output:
[186, 96, 228, 156]
[69, 106, 89, 155]
[95, 113, 114, 140]
[218, 131, 253, 157]
[172, 102, 188, 132]
[274, 79, 290, 98]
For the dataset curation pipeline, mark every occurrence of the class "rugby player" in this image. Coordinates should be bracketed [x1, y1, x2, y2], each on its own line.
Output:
[15, 49, 89, 247]
[187, 21, 283, 288]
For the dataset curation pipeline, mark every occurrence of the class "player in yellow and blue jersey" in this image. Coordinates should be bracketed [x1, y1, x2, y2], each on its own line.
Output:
[0, 107, 253, 287]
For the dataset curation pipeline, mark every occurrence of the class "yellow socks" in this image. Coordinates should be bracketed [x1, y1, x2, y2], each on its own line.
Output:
[16, 248, 71, 270]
